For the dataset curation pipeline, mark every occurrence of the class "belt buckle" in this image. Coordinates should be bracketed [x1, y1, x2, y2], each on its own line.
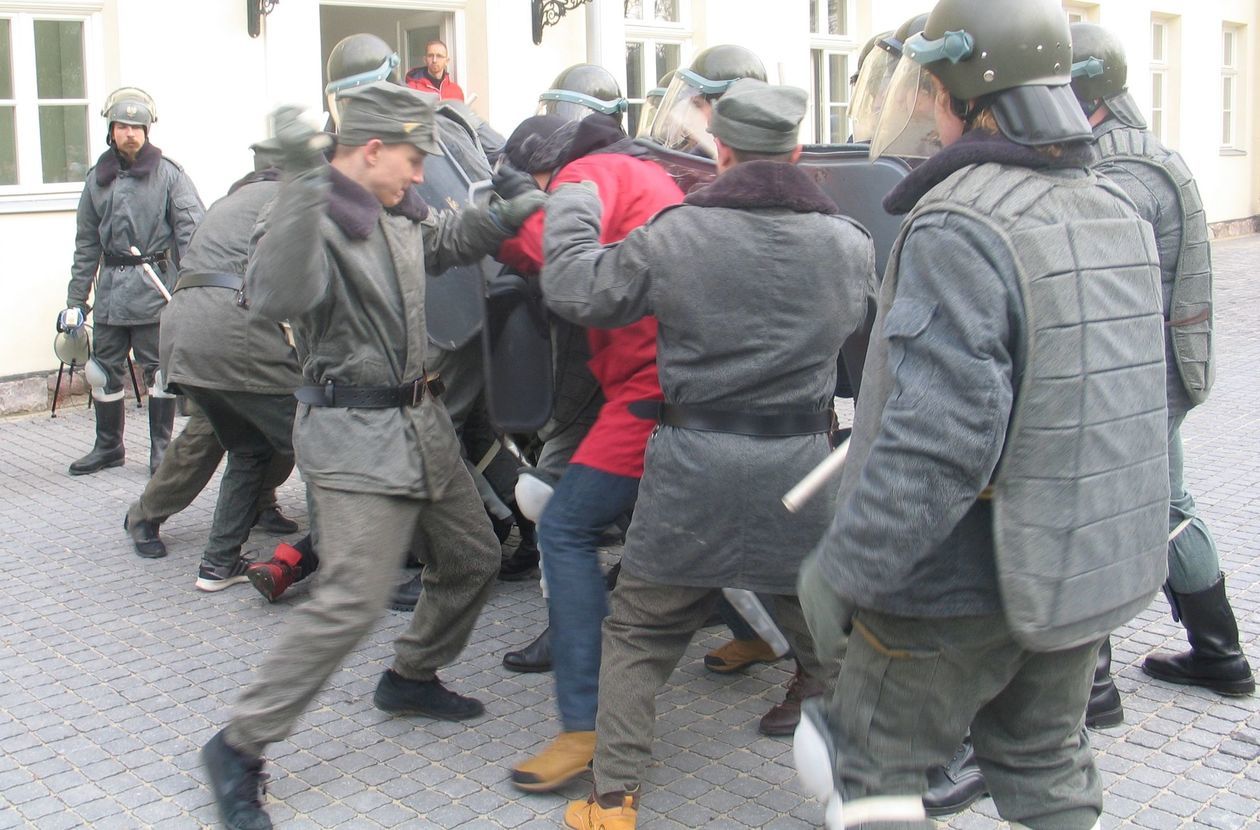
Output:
[410, 378, 424, 407]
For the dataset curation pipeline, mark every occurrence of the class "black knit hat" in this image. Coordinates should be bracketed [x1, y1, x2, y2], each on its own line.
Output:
[502, 115, 570, 172]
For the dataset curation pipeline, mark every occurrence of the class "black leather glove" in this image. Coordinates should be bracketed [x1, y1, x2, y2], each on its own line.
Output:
[491, 162, 539, 201]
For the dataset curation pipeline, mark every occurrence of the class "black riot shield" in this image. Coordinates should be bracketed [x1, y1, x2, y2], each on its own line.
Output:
[633, 139, 910, 398]
[482, 267, 554, 433]
[417, 116, 500, 351]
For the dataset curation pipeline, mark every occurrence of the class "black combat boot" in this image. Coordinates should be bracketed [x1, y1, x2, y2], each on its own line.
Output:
[201, 729, 272, 830]
[923, 735, 988, 817]
[503, 626, 552, 673]
[390, 568, 424, 612]
[124, 514, 167, 559]
[147, 396, 176, 475]
[1086, 636, 1124, 728]
[1143, 576, 1255, 696]
[69, 398, 126, 475]
[498, 517, 540, 581]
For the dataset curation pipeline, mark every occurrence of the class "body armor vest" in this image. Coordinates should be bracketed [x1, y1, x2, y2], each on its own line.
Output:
[1094, 125, 1214, 405]
[885, 162, 1169, 651]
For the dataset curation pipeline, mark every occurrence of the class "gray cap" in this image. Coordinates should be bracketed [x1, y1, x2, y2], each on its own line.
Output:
[708, 78, 806, 153]
[336, 81, 443, 156]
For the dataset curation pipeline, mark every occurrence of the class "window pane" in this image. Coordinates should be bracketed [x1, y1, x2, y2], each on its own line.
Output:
[35, 20, 84, 99]
[1152, 110, 1162, 140]
[827, 53, 848, 105]
[39, 104, 88, 183]
[830, 104, 844, 143]
[0, 105, 15, 184]
[653, 0, 678, 22]
[827, 0, 846, 35]
[1222, 110, 1231, 146]
[656, 42, 680, 83]
[1151, 23, 1164, 62]
[625, 0, 642, 20]
[625, 41, 644, 98]
[1222, 31, 1234, 67]
[811, 49, 823, 140]
[1151, 73, 1162, 108]
[0, 19, 12, 99]
[1222, 76, 1232, 111]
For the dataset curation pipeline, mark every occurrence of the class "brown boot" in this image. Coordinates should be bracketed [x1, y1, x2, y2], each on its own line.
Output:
[565, 788, 639, 830]
[758, 662, 823, 736]
[510, 731, 595, 792]
[703, 636, 778, 674]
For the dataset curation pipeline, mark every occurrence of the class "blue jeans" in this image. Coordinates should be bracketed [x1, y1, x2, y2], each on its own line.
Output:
[538, 463, 639, 732]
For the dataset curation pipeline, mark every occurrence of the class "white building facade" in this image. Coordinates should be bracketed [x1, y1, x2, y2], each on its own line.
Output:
[0, 0, 1255, 381]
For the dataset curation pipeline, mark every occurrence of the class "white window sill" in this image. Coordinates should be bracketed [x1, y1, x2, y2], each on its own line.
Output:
[0, 192, 80, 214]
[1220, 148, 1247, 157]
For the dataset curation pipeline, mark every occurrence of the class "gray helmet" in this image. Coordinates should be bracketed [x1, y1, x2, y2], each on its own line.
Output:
[851, 31, 892, 85]
[1070, 22, 1146, 129]
[538, 64, 628, 122]
[325, 34, 400, 98]
[53, 320, 90, 366]
[899, 0, 1091, 146]
[648, 45, 766, 154]
[102, 87, 156, 129]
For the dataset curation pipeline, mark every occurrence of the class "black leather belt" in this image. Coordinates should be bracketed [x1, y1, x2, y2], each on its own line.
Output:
[103, 251, 167, 267]
[174, 272, 244, 292]
[628, 400, 836, 437]
[295, 377, 445, 408]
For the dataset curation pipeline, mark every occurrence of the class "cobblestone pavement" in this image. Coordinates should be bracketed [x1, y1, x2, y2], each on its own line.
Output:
[2, 235, 1258, 830]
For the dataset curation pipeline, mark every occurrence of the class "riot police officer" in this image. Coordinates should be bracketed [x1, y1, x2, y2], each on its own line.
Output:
[794, 1, 1170, 826]
[64, 87, 204, 476]
[1071, 23, 1253, 698]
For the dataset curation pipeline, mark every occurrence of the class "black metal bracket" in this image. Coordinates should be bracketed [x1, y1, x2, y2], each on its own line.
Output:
[247, 0, 279, 38]
[531, 0, 593, 45]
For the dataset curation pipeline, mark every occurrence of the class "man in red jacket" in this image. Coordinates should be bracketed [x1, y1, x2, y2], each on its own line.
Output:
[493, 113, 682, 794]
[404, 39, 465, 101]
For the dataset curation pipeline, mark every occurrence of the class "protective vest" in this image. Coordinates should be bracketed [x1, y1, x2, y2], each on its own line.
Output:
[886, 162, 1169, 651]
[1094, 125, 1214, 405]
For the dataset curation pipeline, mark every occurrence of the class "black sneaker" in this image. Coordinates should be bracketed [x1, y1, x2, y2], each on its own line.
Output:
[373, 670, 485, 720]
[389, 569, 424, 612]
[201, 729, 272, 830]
[196, 556, 253, 593]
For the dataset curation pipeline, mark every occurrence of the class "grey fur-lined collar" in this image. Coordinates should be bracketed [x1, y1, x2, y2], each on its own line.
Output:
[327, 167, 429, 240]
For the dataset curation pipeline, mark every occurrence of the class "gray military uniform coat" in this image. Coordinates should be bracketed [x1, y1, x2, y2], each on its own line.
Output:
[160, 171, 301, 395]
[67, 143, 204, 324]
[542, 161, 875, 594]
[244, 165, 510, 499]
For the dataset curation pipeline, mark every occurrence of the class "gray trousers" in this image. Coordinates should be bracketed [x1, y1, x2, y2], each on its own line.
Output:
[810, 599, 1103, 830]
[126, 402, 287, 527]
[591, 570, 821, 792]
[180, 386, 296, 567]
[93, 321, 160, 393]
[226, 469, 500, 756]
[1167, 412, 1219, 593]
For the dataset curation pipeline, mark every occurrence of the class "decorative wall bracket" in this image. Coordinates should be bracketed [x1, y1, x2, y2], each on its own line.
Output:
[247, 0, 279, 38]
[531, 0, 594, 45]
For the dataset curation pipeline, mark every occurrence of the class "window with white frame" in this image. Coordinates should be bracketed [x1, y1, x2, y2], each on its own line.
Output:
[1221, 24, 1244, 151]
[624, 0, 687, 137]
[0, 9, 98, 192]
[1150, 17, 1169, 142]
[809, 0, 855, 143]
[1062, 2, 1098, 24]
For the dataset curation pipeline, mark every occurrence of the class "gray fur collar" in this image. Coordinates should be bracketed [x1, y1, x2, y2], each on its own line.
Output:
[684, 161, 838, 214]
[327, 167, 429, 240]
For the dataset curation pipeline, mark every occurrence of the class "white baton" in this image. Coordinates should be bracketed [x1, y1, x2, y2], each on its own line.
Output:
[782, 438, 850, 513]
[129, 245, 172, 302]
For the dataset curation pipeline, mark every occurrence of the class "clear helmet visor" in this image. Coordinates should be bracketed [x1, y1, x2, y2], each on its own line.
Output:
[848, 47, 900, 143]
[648, 73, 722, 157]
[635, 90, 667, 138]
[868, 58, 943, 160]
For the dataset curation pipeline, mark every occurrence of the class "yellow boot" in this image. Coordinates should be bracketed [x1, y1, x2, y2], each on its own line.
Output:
[564, 788, 638, 830]
[510, 731, 596, 792]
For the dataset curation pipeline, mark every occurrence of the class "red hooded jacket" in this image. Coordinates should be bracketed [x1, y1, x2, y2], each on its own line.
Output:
[498, 152, 682, 478]
[405, 69, 465, 102]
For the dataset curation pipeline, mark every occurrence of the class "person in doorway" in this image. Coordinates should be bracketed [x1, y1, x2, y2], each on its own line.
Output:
[405, 39, 465, 101]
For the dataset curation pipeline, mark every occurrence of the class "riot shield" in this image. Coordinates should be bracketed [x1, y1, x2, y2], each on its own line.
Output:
[482, 267, 554, 433]
[417, 116, 500, 351]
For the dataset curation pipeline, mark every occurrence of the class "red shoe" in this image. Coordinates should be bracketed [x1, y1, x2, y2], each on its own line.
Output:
[246, 542, 303, 602]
